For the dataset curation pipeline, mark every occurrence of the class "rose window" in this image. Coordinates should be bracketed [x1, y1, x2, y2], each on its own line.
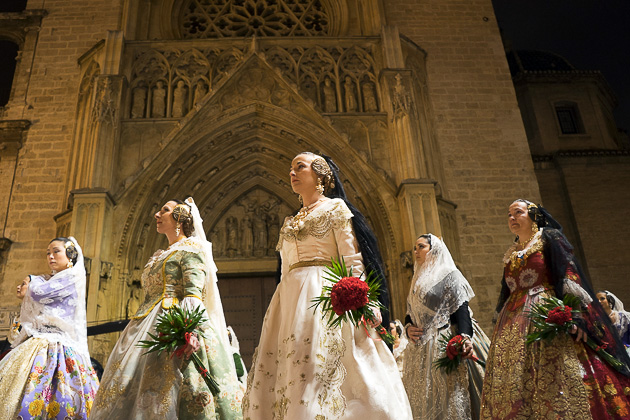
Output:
[180, 0, 331, 38]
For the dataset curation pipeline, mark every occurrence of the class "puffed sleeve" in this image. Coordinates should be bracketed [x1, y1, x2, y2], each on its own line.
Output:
[332, 202, 365, 276]
[178, 251, 210, 325]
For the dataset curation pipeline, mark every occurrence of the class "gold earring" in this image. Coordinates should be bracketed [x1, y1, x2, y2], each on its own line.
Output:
[316, 178, 324, 195]
[532, 221, 539, 232]
[67, 261, 73, 268]
[175, 223, 181, 237]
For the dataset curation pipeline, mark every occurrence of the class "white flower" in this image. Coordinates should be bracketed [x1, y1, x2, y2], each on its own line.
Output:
[505, 276, 517, 292]
[519, 268, 538, 288]
[39, 298, 54, 304]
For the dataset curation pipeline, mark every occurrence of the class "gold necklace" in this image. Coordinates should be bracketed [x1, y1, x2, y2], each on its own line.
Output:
[289, 198, 325, 234]
[517, 231, 537, 248]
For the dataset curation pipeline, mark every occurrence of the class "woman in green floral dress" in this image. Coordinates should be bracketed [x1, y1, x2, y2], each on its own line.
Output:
[92, 197, 243, 419]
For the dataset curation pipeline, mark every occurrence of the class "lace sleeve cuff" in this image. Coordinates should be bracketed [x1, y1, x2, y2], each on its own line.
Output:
[562, 278, 593, 306]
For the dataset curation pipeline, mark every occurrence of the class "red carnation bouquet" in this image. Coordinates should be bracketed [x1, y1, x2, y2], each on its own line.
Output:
[310, 257, 394, 344]
[434, 331, 485, 374]
[137, 305, 220, 395]
[526, 294, 624, 372]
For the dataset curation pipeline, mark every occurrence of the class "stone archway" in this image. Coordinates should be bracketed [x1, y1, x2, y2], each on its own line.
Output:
[95, 53, 405, 363]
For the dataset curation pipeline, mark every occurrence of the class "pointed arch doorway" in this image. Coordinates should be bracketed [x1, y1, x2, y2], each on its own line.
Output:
[102, 53, 402, 366]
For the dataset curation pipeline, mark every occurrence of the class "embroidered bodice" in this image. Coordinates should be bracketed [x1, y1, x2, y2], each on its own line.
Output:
[276, 198, 364, 275]
[134, 237, 207, 319]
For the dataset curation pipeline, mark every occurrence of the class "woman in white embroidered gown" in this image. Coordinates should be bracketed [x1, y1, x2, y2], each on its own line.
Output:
[403, 234, 489, 420]
[243, 152, 412, 420]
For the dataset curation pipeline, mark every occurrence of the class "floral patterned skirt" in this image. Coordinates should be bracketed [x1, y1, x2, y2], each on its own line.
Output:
[91, 303, 244, 420]
[0, 337, 99, 419]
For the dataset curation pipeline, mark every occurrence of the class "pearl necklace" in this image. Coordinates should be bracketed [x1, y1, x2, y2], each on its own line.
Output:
[288, 198, 325, 234]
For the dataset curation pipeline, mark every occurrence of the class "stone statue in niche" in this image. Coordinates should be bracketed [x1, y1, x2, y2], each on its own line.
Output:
[253, 208, 267, 258]
[152, 81, 166, 118]
[172, 81, 188, 118]
[131, 85, 147, 118]
[193, 80, 208, 107]
[323, 77, 337, 112]
[344, 76, 357, 112]
[362, 81, 378, 112]
[392, 73, 412, 112]
[125, 280, 143, 319]
[241, 215, 253, 257]
[266, 212, 280, 256]
[225, 216, 239, 258]
[210, 228, 224, 257]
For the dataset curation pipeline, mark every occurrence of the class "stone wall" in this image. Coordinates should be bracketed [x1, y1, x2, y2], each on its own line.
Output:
[1, 0, 122, 307]
[384, 0, 541, 329]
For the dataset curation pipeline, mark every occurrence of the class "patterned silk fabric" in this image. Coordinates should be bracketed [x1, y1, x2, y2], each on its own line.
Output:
[481, 236, 630, 420]
[243, 199, 412, 420]
[92, 239, 244, 420]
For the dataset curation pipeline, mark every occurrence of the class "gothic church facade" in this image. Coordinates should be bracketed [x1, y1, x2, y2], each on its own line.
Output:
[1, 0, 542, 364]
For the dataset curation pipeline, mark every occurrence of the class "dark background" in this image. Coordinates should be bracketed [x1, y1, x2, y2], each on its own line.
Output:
[493, 0, 630, 132]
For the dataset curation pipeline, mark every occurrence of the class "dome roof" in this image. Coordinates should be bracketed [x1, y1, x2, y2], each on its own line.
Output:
[507, 49, 575, 76]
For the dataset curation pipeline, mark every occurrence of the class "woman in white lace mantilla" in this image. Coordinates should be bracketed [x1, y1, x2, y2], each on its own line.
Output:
[91, 197, 243, 420]
[242, 152, 412, 420]
[403, 234, 489, 420]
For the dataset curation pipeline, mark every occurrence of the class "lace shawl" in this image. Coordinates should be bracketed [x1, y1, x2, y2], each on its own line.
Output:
[16, 237, 90, 356]
[407, 235, 475, 345]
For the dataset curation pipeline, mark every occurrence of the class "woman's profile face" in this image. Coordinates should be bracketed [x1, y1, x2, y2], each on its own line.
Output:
[597, 292, 611, 311]
[47, 240, 71, 273]
[414, 237, 431, 266]
[154, 200, 178, 235]
[289, 154, 320, 196]
[17, 276, 30, 299]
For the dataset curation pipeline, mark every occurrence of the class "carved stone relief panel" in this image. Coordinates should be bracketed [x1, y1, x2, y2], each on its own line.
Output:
[208, 189, 292, 259]
[330, 115, 393, 180]
[128, 47, 246, 119]
[179, 0, 331, 39]
[262, 44, 382, 114]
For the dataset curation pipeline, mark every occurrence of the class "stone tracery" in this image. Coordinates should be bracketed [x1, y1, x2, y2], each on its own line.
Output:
[180, 0, 331, 39]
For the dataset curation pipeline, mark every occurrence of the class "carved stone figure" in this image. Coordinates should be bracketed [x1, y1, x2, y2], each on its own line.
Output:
[151, 81, 166, 118]
[210, 228, 224, 257]
[253, 209, 267, 258]
[193, 80, 208, 107]
[323, 77, 337, 112]
[266, 212, 280, 256]
[226, 216, 239, 258]
[362, 81, 378, 112]
[125, 280, 143, 319]
[131, 85, 147, 118]
[241, 215, 253, 257]
[344, 76, 357, 112]
[172, 80, 188, 118]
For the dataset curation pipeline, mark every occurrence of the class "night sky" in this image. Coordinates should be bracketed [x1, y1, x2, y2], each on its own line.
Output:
[492, 0, 630, 132]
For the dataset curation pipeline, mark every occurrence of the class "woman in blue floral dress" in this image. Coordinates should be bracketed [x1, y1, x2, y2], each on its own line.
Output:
[0, 237, 99, 419]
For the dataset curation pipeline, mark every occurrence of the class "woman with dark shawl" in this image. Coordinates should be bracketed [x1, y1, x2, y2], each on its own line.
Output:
[480, 199, 630, 420]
